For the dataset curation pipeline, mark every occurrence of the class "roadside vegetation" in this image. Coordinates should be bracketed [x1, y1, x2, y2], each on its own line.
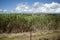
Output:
[0, 14, 60, 33]
[0, 14, 60, 40]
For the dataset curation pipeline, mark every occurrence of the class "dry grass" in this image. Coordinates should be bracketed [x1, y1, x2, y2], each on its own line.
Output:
[0, 32, 60, 40]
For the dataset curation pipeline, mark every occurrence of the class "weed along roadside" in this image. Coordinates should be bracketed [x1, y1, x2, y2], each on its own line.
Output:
[0, 14, 60, 40]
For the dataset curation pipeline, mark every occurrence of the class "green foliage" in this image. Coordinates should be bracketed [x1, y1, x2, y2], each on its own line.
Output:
[0, 14, 60, 33]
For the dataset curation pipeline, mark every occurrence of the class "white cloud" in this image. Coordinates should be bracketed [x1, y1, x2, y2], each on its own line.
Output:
[12, 2, 60, 13]
[0, 9, 3, 12]
[33, 2, 40, 7]
[0, 9, 7, 13]
[3, 9, 7, 13]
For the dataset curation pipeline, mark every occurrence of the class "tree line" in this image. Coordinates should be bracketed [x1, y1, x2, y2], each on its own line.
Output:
[0, 14, 60, 33]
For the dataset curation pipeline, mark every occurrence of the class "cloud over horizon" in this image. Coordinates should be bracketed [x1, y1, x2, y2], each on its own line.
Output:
[12, 2, 60, 13]
[0, 9, 7, 13]
[0, 2, 60, 13]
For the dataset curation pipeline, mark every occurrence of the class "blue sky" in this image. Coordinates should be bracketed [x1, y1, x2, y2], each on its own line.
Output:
[0, 0, 60, 13]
